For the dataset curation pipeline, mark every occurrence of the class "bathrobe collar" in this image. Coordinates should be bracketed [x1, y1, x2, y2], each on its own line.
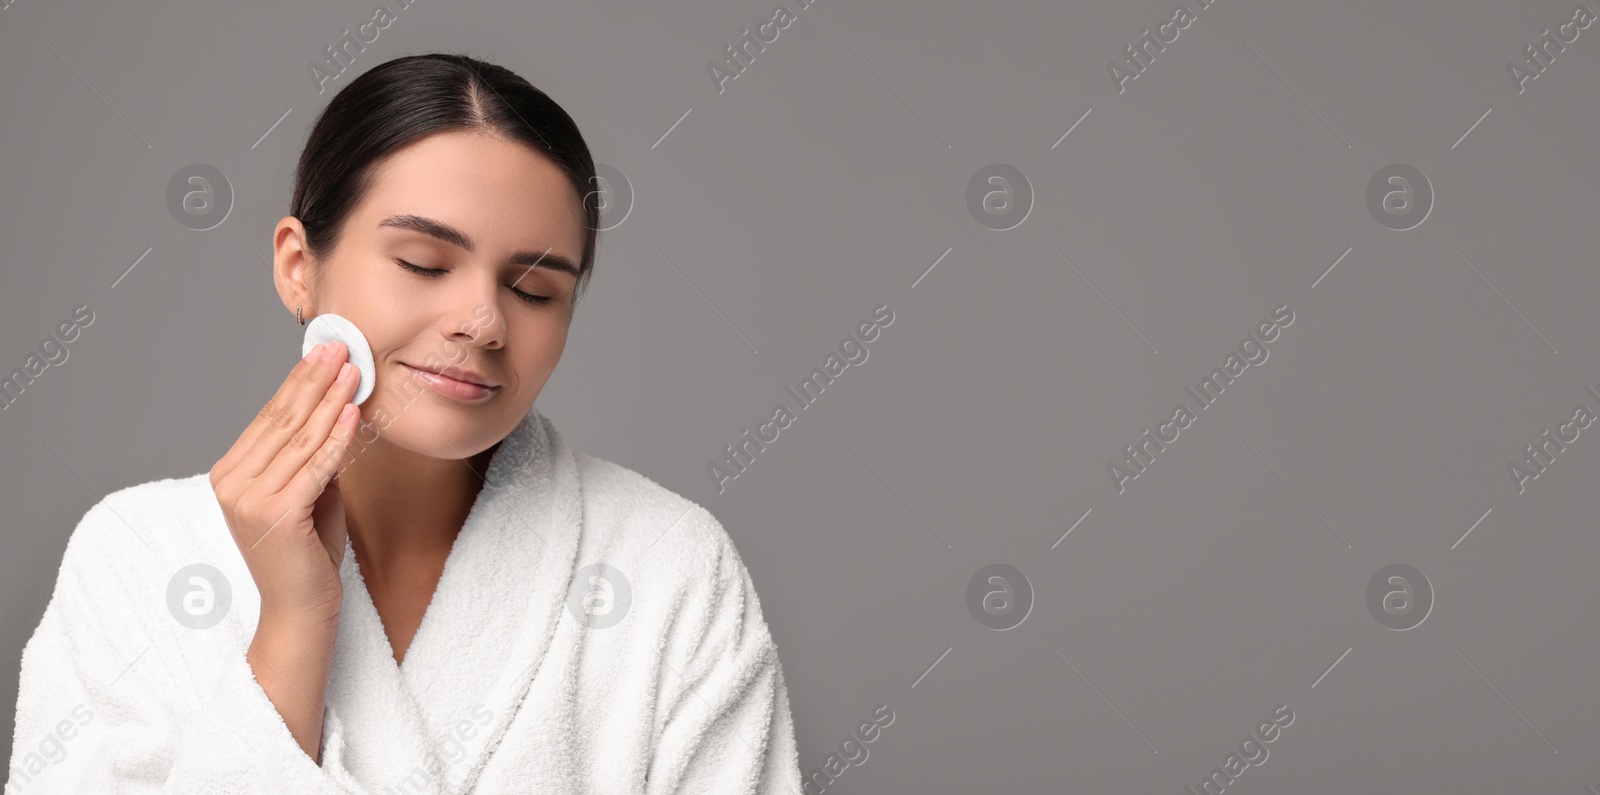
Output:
[320, 407, 583, 793]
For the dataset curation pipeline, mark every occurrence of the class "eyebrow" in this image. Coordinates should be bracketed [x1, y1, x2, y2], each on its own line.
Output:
[377, 214, 581, 278]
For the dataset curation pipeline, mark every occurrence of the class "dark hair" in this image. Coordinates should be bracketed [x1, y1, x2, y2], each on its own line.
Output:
[289, 52, 599, 310]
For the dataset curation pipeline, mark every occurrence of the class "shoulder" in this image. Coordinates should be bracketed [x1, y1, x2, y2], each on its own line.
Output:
[29, 472, 219, 645]
[571, 449, 780, 666]
[54, 471, 219, 583]
[68, 467, 208, 537]
[571, 450, 770, 618]
[571, 449, 738, 574]
[68, 472, 214, 544]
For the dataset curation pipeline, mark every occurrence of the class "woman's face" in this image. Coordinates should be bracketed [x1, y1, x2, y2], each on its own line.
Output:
[273, 129, 587, 460]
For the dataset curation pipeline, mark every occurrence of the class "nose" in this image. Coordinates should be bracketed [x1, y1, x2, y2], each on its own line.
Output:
[448, 300, 506, 350]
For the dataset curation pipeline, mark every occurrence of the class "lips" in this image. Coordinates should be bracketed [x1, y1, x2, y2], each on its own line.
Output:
[441, 367, 496, 388]
[398, 362, 500, 402]
[402, 362, 498, 388]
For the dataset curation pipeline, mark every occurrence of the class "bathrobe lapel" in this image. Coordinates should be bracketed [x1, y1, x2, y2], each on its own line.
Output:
[323, 408, 583, 794]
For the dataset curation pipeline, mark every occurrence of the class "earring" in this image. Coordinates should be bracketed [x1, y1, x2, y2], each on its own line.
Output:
[296, 306, 305, 326]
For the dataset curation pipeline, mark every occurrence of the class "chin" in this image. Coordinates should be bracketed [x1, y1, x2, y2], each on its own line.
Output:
[351, 395, 514, 460]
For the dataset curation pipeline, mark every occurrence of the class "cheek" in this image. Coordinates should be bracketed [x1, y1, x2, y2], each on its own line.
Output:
[515, 307, 568, 345]
[363, 328, 412, 371]
[322, 279, 412, 356]
[529, 332, 566, 372]
[512, 318, 568, 382]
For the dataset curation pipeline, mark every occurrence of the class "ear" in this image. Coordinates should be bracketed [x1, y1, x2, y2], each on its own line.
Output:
[272, 216, 315, 317]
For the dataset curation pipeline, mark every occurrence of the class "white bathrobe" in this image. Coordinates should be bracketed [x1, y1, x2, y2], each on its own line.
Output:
[8, 408, 804, 794]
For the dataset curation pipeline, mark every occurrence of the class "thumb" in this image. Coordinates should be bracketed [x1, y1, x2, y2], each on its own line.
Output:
[311, 473, 349, 571]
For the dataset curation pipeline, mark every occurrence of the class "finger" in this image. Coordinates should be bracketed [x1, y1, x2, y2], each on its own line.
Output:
[233, 341, 349, 483]
[214, 342, 340, 482]
[258, 360, 361, 494]
[279, 402, 361, 515]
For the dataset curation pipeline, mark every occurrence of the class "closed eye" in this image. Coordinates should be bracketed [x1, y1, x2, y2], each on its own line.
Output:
[395, 259, 552, 305]
[395, 259, 445, 277]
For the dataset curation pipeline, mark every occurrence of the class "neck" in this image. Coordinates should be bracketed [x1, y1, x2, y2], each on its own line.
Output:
[336, 432, 500, 577]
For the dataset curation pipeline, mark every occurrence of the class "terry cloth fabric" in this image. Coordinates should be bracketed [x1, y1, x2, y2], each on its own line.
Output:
[7, 407, 804, 794]
[301, 313, 377, 406]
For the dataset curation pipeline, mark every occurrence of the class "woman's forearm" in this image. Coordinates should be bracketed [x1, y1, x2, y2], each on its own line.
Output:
[247, 610, 338, 764]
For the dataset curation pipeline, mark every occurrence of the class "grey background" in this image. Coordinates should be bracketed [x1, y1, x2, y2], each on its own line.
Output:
[4, 0, 1598, 791]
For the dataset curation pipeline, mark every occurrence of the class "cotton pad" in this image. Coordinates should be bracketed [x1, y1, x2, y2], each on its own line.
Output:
[301, 313, 376, 406]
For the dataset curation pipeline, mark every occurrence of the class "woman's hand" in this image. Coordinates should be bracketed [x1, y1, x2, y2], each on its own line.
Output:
[210, 340, 363, 627]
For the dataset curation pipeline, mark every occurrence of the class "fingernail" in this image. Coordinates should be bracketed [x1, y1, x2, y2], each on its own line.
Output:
[305, 342, 325, 362]
[336, 362, 355, 383]
[321, 341, 342, 362]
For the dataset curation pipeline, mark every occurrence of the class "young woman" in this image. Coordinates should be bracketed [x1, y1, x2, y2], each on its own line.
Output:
[9, 53, 803, 794]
